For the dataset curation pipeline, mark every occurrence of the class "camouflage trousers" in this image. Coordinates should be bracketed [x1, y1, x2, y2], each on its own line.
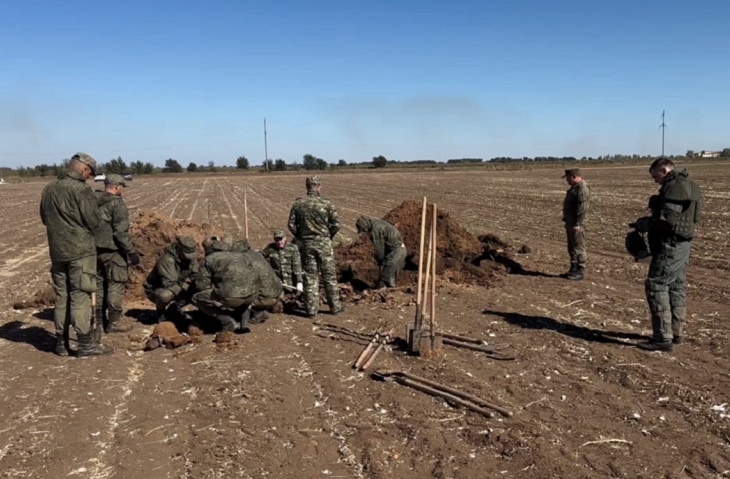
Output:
[50, 255, 97, 336]
[96, 251, 128, 323]
[565, 225, 587, 267]
[645, 239, 691, 342]
[192, 289, 279, 319]
[381, 245, 407, 287]
[301, 238, 341, 315]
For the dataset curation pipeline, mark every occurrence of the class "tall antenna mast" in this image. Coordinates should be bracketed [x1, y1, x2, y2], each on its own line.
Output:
[264, 118, 269, 171]
[659, 110, 666, 157]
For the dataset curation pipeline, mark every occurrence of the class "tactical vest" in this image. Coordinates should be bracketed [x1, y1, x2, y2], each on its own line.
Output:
[655, 171, 702, 240]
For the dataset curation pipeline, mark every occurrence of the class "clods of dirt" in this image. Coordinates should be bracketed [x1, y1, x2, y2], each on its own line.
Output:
[12, 284, 55, 310]
[143, 321, 191, 350]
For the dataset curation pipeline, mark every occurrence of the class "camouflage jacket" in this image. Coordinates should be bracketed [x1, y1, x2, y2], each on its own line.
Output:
[288, 191, 340, 241]
[360, 218, 405, 264]
[196, 250, 282, 300]
[261, 242, 303, 286]
[562, 180, 591, 226]
[94, 191, 135, 255]
[650, 169, 702, 241]
[143, 243, 199, 296]
[39, 170, 101, 261]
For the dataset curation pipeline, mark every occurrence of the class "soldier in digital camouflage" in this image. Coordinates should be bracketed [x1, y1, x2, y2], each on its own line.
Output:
[355, 216, 407, 288]
[143, 236, 199, 322]
[40, 152, 113, 356]
[561, 168, 591, 280]
[193, 236, 283, 332]
[288, 176, 343, 317]
[94, 174, 140, 334]
[634, 158, 702, 352]
[262, 230, 303, 291]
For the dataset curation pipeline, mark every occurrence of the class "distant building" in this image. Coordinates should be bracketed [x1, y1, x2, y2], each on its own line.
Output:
[701, 151, 722, 158]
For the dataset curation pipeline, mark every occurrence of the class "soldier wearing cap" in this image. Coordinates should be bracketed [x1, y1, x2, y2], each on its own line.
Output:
[94, 174, 140, 334]
[288, 176, 343, 317]
[143, 236, 199, 322]
[561, 168, 591, 280]
[262, 230, 303, 292]
[355, 217, 407, 288]
[40, 152, 114, 356]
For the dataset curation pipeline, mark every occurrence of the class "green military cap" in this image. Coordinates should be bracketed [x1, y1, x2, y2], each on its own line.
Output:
[355, 217, 371, 233]
[177, 236, 198, 260]
[274, 230, 286, 239]
[72, 152, 97, 174]
[562, 168, 581, 178]
[104, 174, 126, 186]
[306, 175, 321, 187]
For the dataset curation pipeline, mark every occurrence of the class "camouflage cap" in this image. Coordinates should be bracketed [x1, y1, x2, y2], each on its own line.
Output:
[355, 217, 371, 233]
[72, 152, 97, 174]
[305, 176, 321, 187]
[273, 230, 286, 239]
[177, 236, 198, 260]
[562, 168, 581, 178]
[104, 174, 126, 186]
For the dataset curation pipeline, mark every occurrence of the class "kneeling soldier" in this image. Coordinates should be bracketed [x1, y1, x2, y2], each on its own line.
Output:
[143, 236, 199, 322]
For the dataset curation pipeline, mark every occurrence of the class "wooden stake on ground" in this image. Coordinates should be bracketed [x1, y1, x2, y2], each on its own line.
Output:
[415, 197, 427, 331]
[430, 204, 437, 341]
[244, 189, 249, 240]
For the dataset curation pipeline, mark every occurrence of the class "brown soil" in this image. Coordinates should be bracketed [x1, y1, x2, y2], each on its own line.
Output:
[336, 199, 525, 290]
[12, 284, 54, 310]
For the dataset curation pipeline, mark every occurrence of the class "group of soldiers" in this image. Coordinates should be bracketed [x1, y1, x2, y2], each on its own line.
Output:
[560, 158, 703, 352]
[40, 154, 407, 357]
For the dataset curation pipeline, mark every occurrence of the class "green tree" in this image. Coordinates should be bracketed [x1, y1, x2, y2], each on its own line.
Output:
[316, 158, 328, 170]
[274, 159, 287, 171]
[36, 164, 50, 176]
[236, 156, 249, 169]
[187, 162, 198, 172]
[208, 160, 216, 172]
[722, 148, 730, 158]
[129, 161, 145, 174]
[303, 154, 318, 170]
[143, 162, 155, 174]
[163, 159, 182, 173]
[105, 156, 127, 174]
[372, 155, 388, 168]
[685, 150, 695, 158]
[337, 159, 347, 166]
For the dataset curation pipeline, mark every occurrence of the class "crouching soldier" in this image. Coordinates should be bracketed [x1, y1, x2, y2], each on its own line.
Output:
[143, 236, 199, 322]
[355, 216, 407, 288]
[262, 230, 304, 293]
[193, 236, 283, 333]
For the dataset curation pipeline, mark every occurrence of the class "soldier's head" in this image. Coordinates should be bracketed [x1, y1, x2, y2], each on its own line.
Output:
[273, 230, 287, 248]
[649, 158, 674, 185]
[305, 175, 321, 194]
[202, 236, 228, 255]
[230, 238, 251, 253]
[104, 174, 126, 196]
[355, 217, 372, 234]
[176, 236, 198, 261]
[70, 152, 97, 180]
[561, 168, 582, 186]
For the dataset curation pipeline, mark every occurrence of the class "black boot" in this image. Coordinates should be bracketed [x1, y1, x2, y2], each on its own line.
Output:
[249, 309, 268, 325]
[54, 334, 69, 357]
[217, 314, 239, 332]
[566, 266, 584, 281]
[77, 332, 114, 357]
[561, 264, 577, 278]
[105, 312, 132, 333]
[637, 340, 673, 352]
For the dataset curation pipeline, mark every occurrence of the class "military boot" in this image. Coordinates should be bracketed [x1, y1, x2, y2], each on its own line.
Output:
[249, 309, 268, 325]
[105, 312, 132, 334]
[236, 309, 252, 333]
[217, 314, 239, 333]
[637, 340, 673, 352]
[561, 264, 577, 278]
[54, 334, 69, 357]
[671, 306, 686, 345]
[77, 333, 114, 357]
[566, 266, 584, 281]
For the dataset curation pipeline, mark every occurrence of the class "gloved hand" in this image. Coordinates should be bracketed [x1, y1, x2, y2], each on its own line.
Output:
[296, 282, 304, 293]
[633, 217, 652, 233]
[172, 299, 188, 311]
[127, 252, 140, 266]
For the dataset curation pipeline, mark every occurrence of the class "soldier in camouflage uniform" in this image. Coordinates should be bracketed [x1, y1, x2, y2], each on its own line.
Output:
[143, 236, 199, 322]
[288, 176, 343, 317]
[193, 236, 283, 332]
[355, 217, 407, 288]
[94, 174, 140, 333]
[634, 158, 702, 351]
[262, 230, 304, 291]
[561, 168, 591, 280]
[40, 152, 113, 357]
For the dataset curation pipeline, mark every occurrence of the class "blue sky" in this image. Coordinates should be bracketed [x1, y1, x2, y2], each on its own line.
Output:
[1, 0, 728, 167]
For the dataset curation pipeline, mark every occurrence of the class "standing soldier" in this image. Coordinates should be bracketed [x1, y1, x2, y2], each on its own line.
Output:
[634, 158, 702, 351]
[40, 152, 113, 357]
[94, 174, 140, 333]
[143, 236, 199, 322]
[355, 216, 407, 288]
[288, 176, 343, 317]
[561, 168, 591, 280]
[262, 230, 304, 292]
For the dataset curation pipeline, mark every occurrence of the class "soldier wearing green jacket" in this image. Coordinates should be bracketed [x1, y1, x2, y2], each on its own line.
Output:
[635, 158, 702, 351]
[40, 152, 113, 357]
[143, 236, 199, 321]
[355, 217, 407, 288]
[262, 230, 303, 291]
[288, 176, 343, 317]
[193, 237, 283, 332]
[95, 174, 140, 333]
[561, 168, 591, 280]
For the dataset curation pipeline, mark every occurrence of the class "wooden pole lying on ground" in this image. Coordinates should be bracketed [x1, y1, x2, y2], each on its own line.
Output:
[244, 190, 249, 240]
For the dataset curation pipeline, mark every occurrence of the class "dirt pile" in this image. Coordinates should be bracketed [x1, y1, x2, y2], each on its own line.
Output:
[127, 211, 223, 302]
[336, 200, 524, 290]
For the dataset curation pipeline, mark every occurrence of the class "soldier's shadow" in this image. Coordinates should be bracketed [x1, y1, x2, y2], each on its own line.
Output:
[125, 308, 159, 325]
[485, 309, 649, 345]
[31, 308, 55, 321]
[0, 321, 55, 352]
